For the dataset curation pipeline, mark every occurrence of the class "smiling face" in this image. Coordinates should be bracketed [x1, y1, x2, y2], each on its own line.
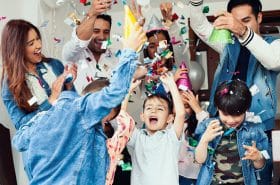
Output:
[218, 110, 245, 128]
[147, 32, 168, 59]
[231, 4, 262, 34]
[25, 28, 42, 70]
[141, 96, 173, 134]
[88, 18, 111, 54]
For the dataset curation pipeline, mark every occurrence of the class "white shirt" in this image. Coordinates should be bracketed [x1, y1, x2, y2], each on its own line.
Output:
[62, 29, 119, 94]
[190, 0, 280, 71]
[127, 125, 181, 185]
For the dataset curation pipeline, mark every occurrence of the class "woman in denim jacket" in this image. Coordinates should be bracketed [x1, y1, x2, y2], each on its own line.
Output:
[1, 19, 76, 130]
[195, 80, 269, 185]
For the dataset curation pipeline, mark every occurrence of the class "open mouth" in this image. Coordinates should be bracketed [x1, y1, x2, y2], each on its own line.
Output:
[34, 49, 41, 56]
[149, 117, 158, 125]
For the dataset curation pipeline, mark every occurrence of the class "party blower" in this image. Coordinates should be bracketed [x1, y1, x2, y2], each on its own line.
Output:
[176, 62, 192, 91]
[209, 28, 233, 44]
[123, 5, 146, 52]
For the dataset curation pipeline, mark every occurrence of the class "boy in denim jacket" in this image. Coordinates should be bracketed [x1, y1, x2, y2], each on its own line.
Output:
[12, 25, 147, 185]
[195, 80, 269, 185]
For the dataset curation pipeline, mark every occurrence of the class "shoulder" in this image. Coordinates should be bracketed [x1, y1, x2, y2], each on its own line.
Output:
[43, 58, 64, 73]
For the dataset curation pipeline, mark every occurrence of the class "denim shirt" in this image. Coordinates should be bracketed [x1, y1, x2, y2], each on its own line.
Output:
[195, 118, 269, 185]
[12, 49, 138, 185]
[207, 36, 279, 131]
[1, 58, 65, 130]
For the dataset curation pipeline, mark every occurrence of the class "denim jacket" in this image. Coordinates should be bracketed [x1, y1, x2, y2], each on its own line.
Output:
[12, 49, 138, 185]
[208, 36, 279, 131]
[195, 118, 269, 185]
[1, 58, 65, 130]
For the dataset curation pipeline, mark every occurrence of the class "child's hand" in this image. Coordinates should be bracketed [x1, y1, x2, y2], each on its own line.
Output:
[160, 2, 173, 22]
[48, 74, 66, 104]
[181, 90, 202, 114]
[174, 68, 188, 82]
[130, 0, 145, 26]
[201, 119, 223, 143]
[160, 72, 175, 87]
[122, 23, 147, 52]
[242, 141, 263, 161]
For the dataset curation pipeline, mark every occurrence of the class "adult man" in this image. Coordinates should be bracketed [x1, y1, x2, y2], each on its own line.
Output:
[62, 0, 118, 94]
[189, 0, 280, 184]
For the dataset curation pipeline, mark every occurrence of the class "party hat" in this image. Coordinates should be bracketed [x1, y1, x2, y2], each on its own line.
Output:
[176, 62, 192, 91]
[124, 5, 137, 39]
[209, 28, 233, 44]
[146, 15, 166, 33]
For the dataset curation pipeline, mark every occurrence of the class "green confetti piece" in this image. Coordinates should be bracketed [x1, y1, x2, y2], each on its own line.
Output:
[121, 162, 132, 171]
[202, 6, 209, 13]
[180, 26, 187, 35]
[189, 137, 198, 147]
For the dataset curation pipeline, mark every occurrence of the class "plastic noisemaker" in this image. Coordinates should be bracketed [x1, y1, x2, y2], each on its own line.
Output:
[124, 5, 137, 39]
[209, 28, 233, 44]
[176, 62, 192, 91]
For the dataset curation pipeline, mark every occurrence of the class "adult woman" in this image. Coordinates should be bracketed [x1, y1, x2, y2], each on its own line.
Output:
[1, 19, 76, 129]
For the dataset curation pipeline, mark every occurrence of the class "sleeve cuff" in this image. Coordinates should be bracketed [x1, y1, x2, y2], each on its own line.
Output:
[190, 0, 203, 6]
[72, 28, 91, 48]
[239, 27, 254, 47]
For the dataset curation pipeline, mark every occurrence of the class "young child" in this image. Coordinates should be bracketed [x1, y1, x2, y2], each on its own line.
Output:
[178, 90, 209, 185]
[127, 72, 185, 185]
[11, 26, 147, 185]
[195, 80, 269, 185]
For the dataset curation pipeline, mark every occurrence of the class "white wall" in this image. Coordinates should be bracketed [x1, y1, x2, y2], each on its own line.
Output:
[0, 0, 279, 184]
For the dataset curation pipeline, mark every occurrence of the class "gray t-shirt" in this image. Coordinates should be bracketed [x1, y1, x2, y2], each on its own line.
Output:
[127, 125, 181, 185]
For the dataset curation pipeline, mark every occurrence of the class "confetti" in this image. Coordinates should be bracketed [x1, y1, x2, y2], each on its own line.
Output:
[180, 26, 188, 35]
[203, 6, 209, 13]
[171, 37, 181, 45]
[0, 16, 7, 21]
[176, 1, 184, 8]
[56, 0, 65, 6]
[115, 50, 122, 57]
[171, 13, 179, 21]
[39, 20, 49, 28]
[117, 22, 122, 26]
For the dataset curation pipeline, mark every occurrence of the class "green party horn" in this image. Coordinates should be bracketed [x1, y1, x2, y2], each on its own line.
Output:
[209, 28, 233, 44]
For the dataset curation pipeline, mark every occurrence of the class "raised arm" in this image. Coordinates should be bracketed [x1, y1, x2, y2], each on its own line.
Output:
[195, 119, 223, 163]
[62, 0, 112, 62]
[80, 24, 147, 128]
[189, 0, 225, 53]
[160, 73, 185, 138]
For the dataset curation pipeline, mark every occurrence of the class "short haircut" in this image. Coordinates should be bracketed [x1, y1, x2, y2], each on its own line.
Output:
[82, 78, 121, 121]
[227, 0, 262, 18]
[143, 94, 173, 114]
[214, 80, 252, 116]
[96, 14, 112, 28]
[82, 78, 110, 95]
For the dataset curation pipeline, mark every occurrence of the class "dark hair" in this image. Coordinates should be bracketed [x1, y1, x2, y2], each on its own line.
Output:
[1, 19, 47, 112]
[96, 14, 112, 28]
[143, 94, 173, 114]
[143, 29, 175, 71]
[82, 78, 110, 94]
[214, 80, 252, 116]
[227, 0, 262, 18]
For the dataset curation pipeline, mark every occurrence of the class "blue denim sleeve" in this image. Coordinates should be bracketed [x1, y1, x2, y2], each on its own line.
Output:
[78, 49, 138, 129]
[1, 81, 52, 130]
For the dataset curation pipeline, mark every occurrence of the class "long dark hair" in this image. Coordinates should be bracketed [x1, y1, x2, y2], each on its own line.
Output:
[1, 19, 47, 112]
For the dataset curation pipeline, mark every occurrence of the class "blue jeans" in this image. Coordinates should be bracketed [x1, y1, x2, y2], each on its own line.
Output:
[179, 176, 196, 185]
